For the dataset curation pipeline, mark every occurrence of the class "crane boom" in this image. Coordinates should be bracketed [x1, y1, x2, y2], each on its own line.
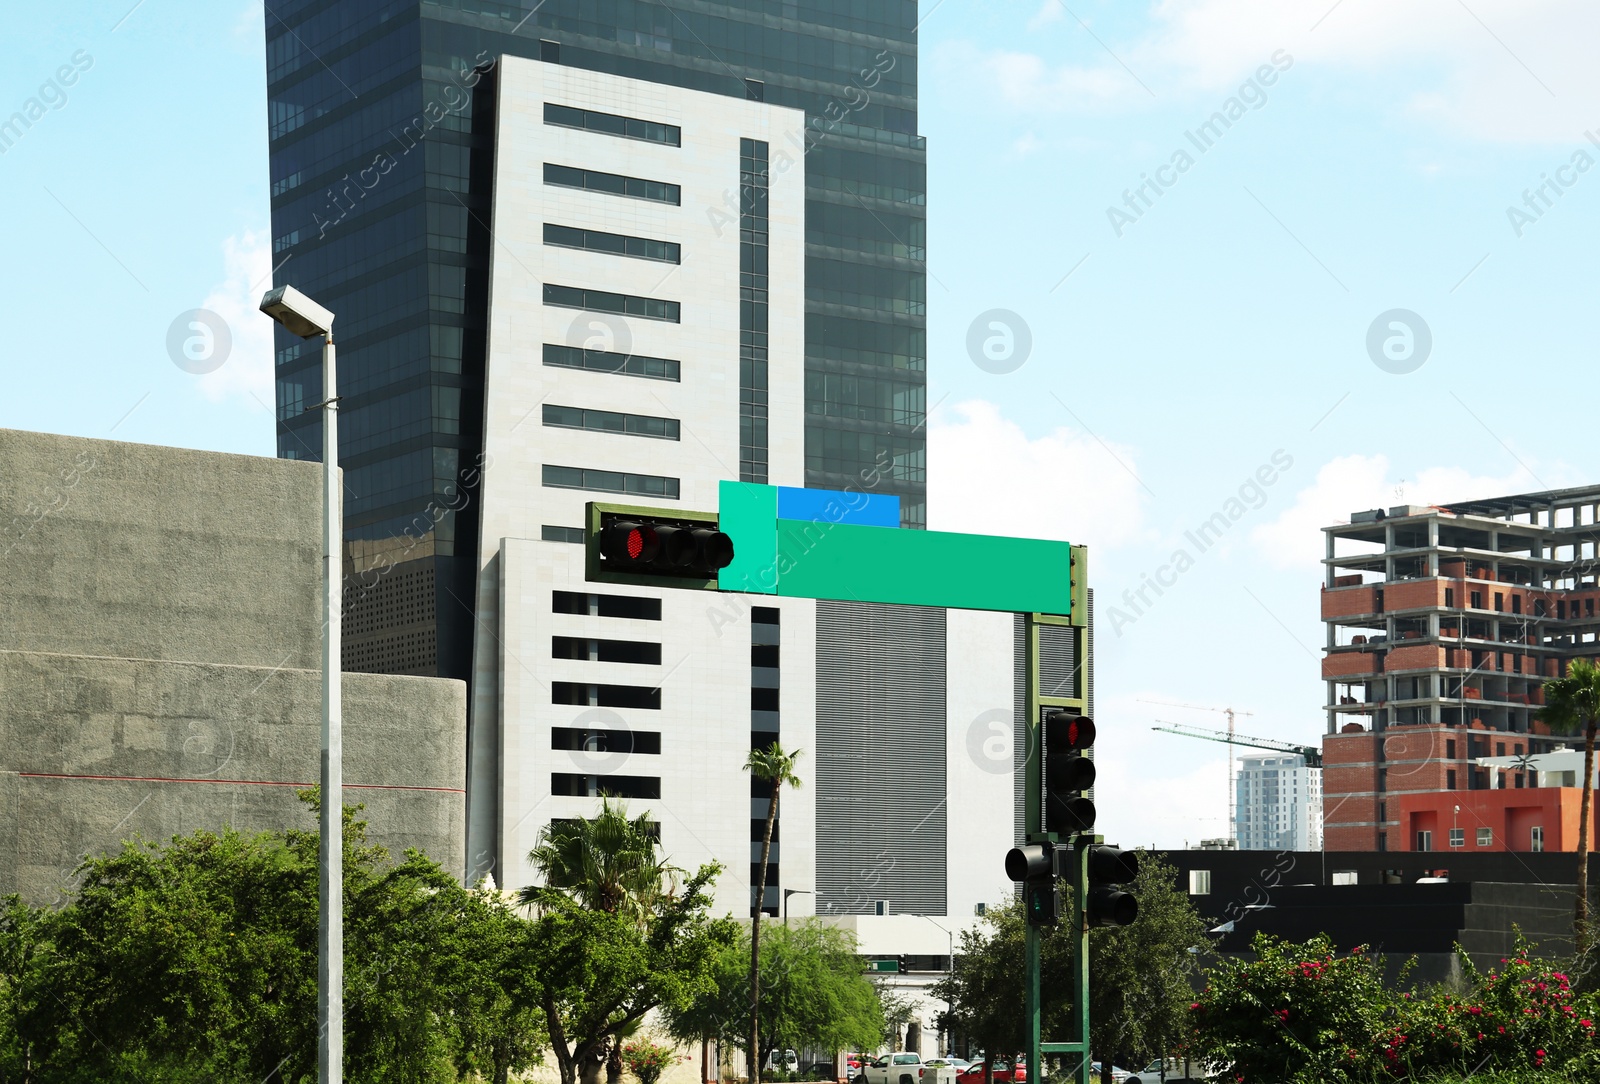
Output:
[1152, 722, 1324, 768]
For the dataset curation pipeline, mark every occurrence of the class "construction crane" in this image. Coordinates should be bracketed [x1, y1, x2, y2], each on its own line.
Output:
[1139, 699, 1254, 841]
[1152, 721, 1325, 768]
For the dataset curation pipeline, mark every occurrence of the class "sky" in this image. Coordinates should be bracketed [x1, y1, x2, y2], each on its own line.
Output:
[2, 1, 1597, 850]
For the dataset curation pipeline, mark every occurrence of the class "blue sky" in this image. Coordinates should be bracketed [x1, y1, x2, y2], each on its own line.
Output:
[3, 2, 1596, 848]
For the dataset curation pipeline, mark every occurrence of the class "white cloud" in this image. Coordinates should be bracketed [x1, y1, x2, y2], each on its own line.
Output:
[194, 229, 275, 406]
[1024, 0, 1065, 34]
[934, 0, 1599, 143]
[927, 399, 1146, 551]
[1251, 452, 1547, 568]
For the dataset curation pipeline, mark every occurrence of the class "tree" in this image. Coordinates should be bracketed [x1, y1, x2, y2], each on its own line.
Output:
[744, 742, 803, 1081]
[520, 797, 681, 1082]
[1542, 657, 1600, 950]
[519, 796, 678, 923]
[665, 920, 883, 1062]
[1086, 853, 1208, 1079]
[931, 898, 1072, 1083]
[527, 863, 739, 1084]
[0, 791, 545, 1083]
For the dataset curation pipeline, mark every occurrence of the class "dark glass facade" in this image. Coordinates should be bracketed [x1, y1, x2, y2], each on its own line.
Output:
[266, 0, 926, 679]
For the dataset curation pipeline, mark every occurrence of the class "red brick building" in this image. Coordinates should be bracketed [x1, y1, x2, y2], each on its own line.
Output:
[1321, 489, 1600, 850]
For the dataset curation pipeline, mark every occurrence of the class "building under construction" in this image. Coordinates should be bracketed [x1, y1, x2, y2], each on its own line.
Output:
[1321, 487, 1600, 851]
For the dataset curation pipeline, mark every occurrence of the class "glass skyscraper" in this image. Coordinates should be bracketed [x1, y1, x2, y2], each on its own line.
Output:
[265, 0, 927, 680]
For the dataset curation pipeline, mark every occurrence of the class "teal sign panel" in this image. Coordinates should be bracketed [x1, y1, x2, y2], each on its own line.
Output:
[716, 481, 1072, 615]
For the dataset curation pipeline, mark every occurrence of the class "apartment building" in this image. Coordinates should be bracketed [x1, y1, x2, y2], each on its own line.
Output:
[1236, 754, 1322, 851]
[1321, 488, 1600, 850]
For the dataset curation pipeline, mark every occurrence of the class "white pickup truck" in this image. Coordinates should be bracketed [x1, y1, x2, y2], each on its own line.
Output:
[860, 1053, 958, 1084]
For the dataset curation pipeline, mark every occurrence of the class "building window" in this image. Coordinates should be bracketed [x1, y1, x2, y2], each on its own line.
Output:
[542, 464, 679, 499]
[551, 682, 662, 710]
[1188, 870, 1211, 896]
[551, 727, 662, 755]
[1471, 591, 1483, 609]
[551, 637, 663, 665]
[544, 223, 680, 263]
[551, 591, 662, 620]
[1494, 592, 1503, 612]
[1447, 769, 1457, 789]
[544, 102, 681, 146]
[544, 404, 680, 440]
[1446, 739, 1456, 759]
[1416, 830, 1432, 852]
[1532, 825, 1545, 852]
[544, 163, 680, 205]
[543, 343, 680, 382]
[543, 284, 680, 323]
[541, 525, 585, 544]
[1444, 587, 1455, 607]
[1449, 828, 1464, 848]
[551, 773, 660, 799]
[1477, 827, 1493, 847]
[1512, 594, 1522, 615]
[1332, 871, 1358, 885]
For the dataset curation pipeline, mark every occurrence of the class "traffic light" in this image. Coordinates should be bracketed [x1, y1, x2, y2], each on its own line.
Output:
[1005, 842, 1061, 927]
[1084, 845, 1139, 928]
[595, 514, 734, 579]
[1043, 710, 1096, 836]
[897, 953, 909, 974]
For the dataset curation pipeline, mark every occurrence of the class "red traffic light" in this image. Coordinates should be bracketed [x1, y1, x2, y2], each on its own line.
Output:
[600, 521, 660, 565]
[1045, 711, 1095, 751]
[597, 516, 735, 577]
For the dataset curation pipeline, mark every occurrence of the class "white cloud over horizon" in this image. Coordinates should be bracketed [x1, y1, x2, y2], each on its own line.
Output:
[1251, 452, 1552, 569]
[932, 0, 1599, 144]
[194, 228, 275, 406]
[927, 398, 1147, 552]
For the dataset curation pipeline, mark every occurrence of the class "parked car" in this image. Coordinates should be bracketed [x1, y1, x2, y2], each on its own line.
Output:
[843, 1054, 865, 1079]
[804, 1063, 838, 1081]
[955, 1059, 1025, 1084]
[862, 1052, 927, 1084]
[1119, 1057, 1209, 1083]
[764, 1049, 800, 1074]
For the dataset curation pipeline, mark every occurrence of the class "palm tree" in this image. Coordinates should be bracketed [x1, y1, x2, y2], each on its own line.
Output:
[518, 795, 676, 923]
[744, 742, 803, 1082]
[1542, 657, 1600, 951]
[520, 797, 678, 1084]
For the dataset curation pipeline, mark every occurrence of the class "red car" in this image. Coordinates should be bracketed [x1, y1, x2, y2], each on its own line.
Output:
[955, 1060, 1025, 1084]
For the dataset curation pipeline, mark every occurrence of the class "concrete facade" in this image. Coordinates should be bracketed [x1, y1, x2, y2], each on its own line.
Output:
[0, 428, 467, 904]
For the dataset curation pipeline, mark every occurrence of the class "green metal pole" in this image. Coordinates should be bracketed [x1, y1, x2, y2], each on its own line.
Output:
[1023, 613, 1043, 1084]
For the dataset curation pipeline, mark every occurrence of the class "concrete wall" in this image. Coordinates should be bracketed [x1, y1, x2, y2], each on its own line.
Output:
[0, 427, 467, 903]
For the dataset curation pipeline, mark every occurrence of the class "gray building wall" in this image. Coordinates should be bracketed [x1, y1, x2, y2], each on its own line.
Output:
[0, 428, 466, 904]
[815, 600, 947, 916]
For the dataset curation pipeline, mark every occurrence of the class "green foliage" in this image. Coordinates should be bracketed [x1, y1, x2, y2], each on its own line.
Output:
[931, 894, 1073, 1060]
[663, 919, 883, 1055]
[532, 863, 739, 1084]
[1087, 853, 1210, 1068]
[519, 796, 680, 923]
[1188, 932, 1600, 1082]
[621, 1038, 681, 1084]
[0, 791, 542, 1083]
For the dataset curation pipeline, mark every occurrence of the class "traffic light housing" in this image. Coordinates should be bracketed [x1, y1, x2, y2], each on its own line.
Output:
[591, 508, 735, 581]
[1005, 842, 1061, 928]
[1084, 845, 1139, 928]
[1043, 710, 1096, 836]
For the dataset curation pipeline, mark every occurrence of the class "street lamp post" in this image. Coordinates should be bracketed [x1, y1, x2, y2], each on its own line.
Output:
[783, 888, 812, 926]
[917, 916, 954, 1056]
[259, 285, 341, 1084]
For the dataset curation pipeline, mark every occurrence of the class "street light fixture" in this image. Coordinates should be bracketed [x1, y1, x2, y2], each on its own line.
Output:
[917, 916, 954, 1056]
[783, 888, 812, 926]
[258, 284, 341, 1084]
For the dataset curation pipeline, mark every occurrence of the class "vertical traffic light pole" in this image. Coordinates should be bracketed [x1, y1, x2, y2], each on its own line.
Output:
[1023, 598, 1091, 1084]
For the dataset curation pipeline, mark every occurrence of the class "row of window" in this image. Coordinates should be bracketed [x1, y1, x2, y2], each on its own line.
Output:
[552, 773, 660, 799]
[544, 403, 680, 441]
[1416, 826, 1534, 850]
[545, 102, 680, 147]
[543, 343, 680, 382]
[545, 163, 680, 205]
[544, 283, 680, 323]
[545, 223, 680, 264]
[552, 636, 662, 665]
[551, 727, 662, 755]
[543, 464, 679, 500]
[552, 590, 661, 620]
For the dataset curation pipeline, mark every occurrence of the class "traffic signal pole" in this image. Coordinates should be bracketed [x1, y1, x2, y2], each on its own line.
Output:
[1022, 602, 1091, 1084]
